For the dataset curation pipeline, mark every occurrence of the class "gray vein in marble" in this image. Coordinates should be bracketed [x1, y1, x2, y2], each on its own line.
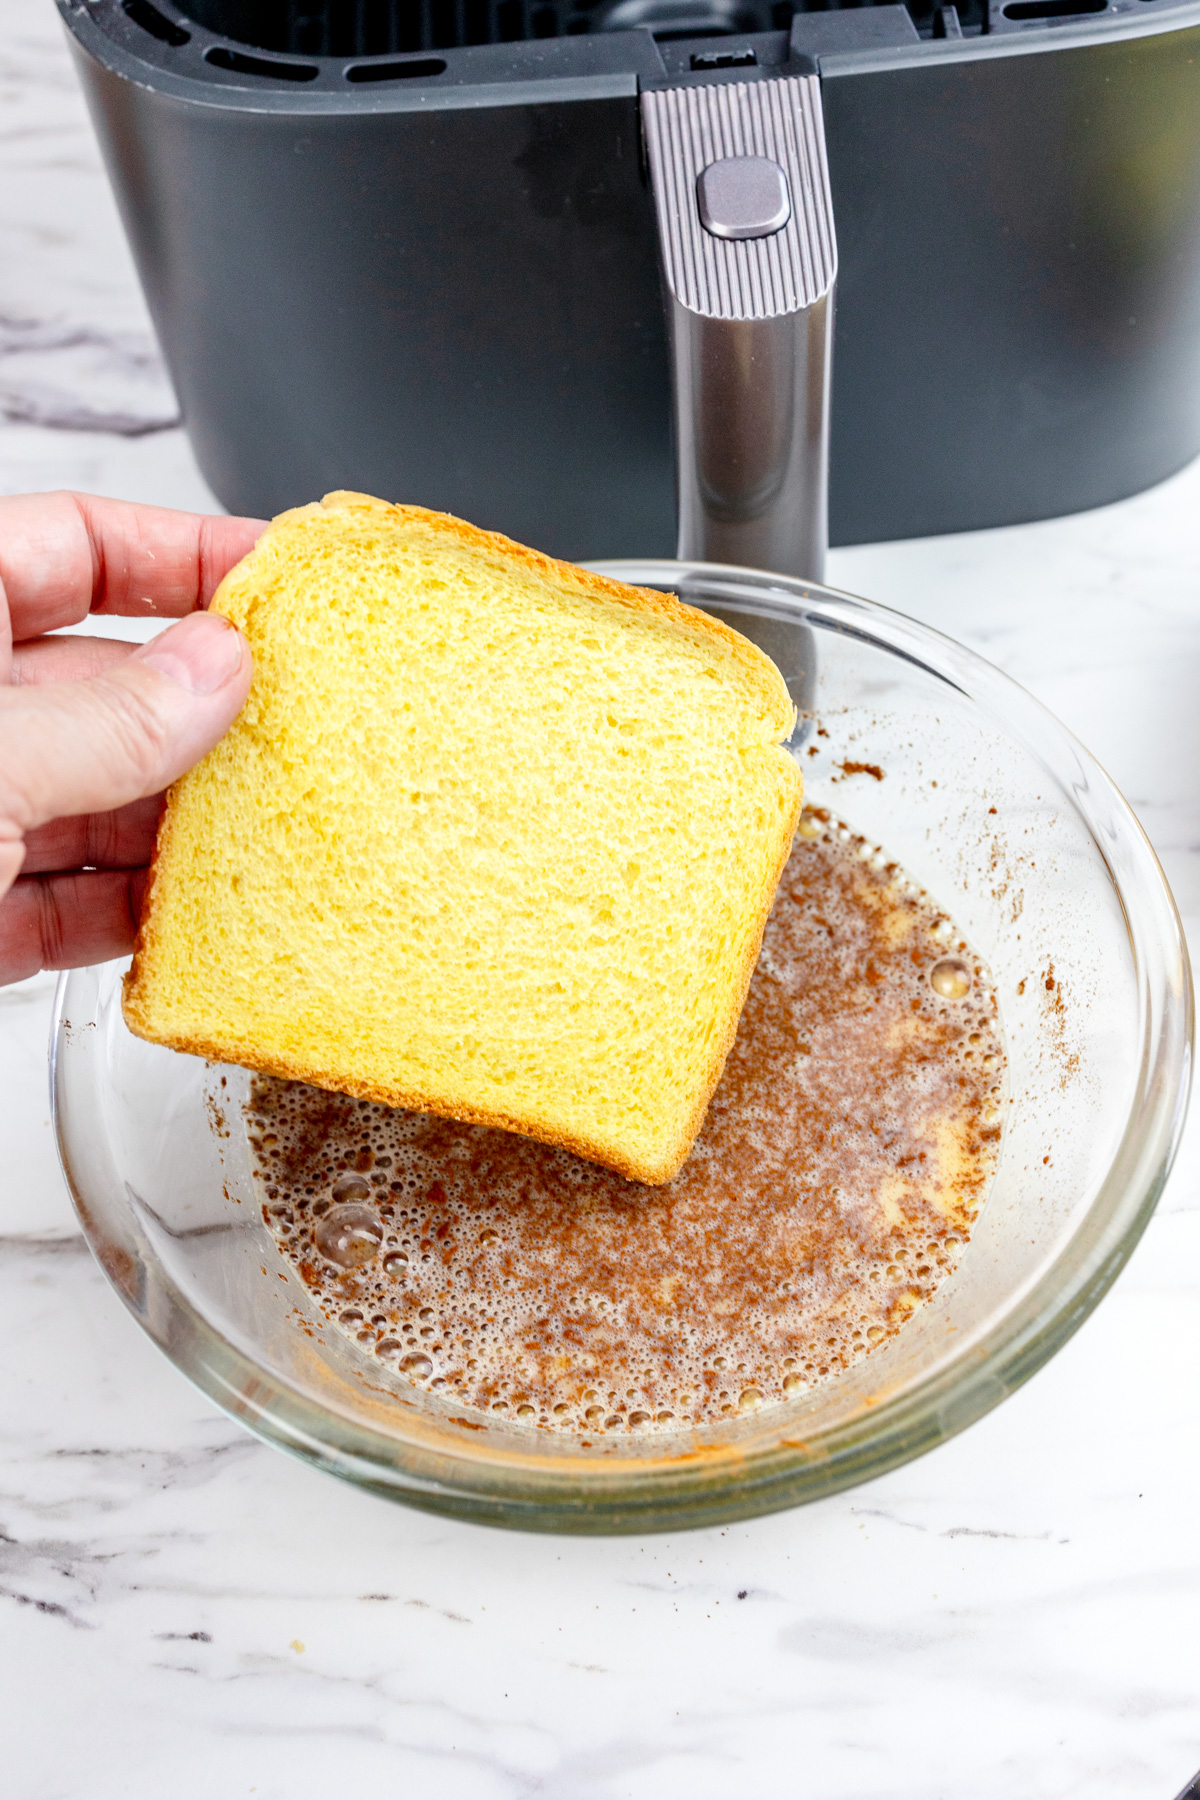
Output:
[943, 1525, 1054, 1542]
[0, 387, 175, 438]
[0, 1231, 88, 1254]
[404, 1597, 474, 1625]
[0, 312, 178, 437]
[211, 1686, 570, 1796]
[853, 1506, 1055, 1542]
[782, 1576, 1200, 1709]
[0, 1438, 261, 1543]
[0, 1578, 92, 1630]
[0, 1525, 126, 1628]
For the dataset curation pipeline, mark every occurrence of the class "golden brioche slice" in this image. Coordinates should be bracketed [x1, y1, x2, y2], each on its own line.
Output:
[123, 493, 802, 1184]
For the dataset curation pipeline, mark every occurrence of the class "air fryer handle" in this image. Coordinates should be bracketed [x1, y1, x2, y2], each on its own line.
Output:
[642, 77, 837, 583]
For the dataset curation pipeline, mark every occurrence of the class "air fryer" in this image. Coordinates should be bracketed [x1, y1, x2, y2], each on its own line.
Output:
[58, 0, 1200, 575]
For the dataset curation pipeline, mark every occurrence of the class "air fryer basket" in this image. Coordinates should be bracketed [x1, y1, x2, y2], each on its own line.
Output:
[61, 0, 1200, 555]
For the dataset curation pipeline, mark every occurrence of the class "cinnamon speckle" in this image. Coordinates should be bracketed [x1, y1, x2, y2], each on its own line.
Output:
[833, 760, 885, 783]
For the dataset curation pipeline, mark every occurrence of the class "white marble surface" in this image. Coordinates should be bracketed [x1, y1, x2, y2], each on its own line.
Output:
[3, 1, 1200, 1794]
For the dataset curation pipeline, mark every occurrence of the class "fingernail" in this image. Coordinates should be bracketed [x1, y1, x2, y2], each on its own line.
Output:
[135, 612, 245, 695]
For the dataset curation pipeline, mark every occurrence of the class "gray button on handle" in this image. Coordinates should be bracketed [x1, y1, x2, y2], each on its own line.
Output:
[697, 156, 791, 241]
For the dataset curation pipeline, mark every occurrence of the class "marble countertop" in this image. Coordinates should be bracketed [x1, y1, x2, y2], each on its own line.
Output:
[3, 2, 1200, 1794]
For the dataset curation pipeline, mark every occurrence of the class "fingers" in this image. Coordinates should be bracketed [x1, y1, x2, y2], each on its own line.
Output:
[0, 611, 252, 843]
[12, 634, 136, 686]
[21, 794, 163, 875]
[0, 866, 149, 986]
[0, 491, 266, 640]
[0, 493, 263, 982]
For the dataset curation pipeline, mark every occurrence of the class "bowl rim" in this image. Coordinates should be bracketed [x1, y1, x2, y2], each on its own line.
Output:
[51, 561, 1195, 1534]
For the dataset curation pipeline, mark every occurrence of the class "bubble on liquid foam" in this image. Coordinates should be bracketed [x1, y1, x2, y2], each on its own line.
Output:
[247, 815, 1006, 1435]
[930, 958, 972, 1001]
[313, 1203, 384, 1268]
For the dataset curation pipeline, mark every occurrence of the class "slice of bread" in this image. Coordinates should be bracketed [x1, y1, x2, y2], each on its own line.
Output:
[123, 493, 802, 1184]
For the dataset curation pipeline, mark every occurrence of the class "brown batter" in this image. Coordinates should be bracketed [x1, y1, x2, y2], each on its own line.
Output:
[249, 810, 1004, 1433]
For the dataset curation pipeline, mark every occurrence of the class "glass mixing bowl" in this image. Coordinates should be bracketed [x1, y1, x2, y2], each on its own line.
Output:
[51, 563, 1192, 1534]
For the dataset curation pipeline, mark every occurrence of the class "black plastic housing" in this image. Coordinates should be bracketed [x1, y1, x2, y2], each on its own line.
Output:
[59, 0, 1200, 555]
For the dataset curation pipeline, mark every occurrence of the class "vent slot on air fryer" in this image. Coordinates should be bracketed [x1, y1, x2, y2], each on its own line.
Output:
[1001, 0, 1105, 16]
[123, 0, 192, 44]
[206, 41, 319, 72]
[172, 0, 989, 54]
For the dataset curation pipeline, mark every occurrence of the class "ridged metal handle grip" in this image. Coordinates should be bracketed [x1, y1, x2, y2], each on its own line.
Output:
[642, 77, 837, 582]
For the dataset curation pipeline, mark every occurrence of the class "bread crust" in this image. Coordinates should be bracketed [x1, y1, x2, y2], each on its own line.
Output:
[249, 492, 797, 741]
[120, 1016, 685, 1186]
[123, 491, 802, 1185]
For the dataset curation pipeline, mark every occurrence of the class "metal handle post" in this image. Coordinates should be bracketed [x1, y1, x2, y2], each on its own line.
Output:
[642, 77, 837, 582]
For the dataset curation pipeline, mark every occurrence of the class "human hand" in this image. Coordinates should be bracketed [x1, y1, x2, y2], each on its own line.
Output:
[0, 491, 262, 984]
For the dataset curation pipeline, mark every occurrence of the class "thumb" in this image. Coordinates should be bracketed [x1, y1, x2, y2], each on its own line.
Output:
[0, 611, 251, 892]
